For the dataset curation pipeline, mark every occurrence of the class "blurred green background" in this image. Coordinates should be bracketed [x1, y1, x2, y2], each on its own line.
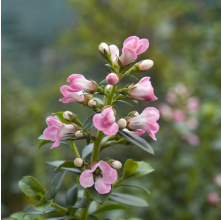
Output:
[2, 0, 221, 219]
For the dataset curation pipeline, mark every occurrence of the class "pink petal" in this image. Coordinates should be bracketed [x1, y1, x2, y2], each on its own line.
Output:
[103, 122, 119, 135]
[59, 97, 75, 103]
[141, 107, 160, 121]
[93, 114, 106, 131]
[46, 116, 62, 127]
[67, 74, 83, 83]
[94, 176, 111, 194]
[51, 138, 61, 148]
[136, 39, 149, 55]
[101, 107, 115, 127]
[43, 126, 58, 141]
[120, 48, 137, 66]
[123, 36, 139, 48]
[99, 161, 118, 184]
[137, 77, 150, 86]
[79, 170, 94, 188]
[124, 129, 145, 136]
[109, 45, 119, 63]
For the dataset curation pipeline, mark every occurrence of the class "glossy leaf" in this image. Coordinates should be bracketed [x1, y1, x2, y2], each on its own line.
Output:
[52, 112, 68, 124]
[88, 215, 100, 220]
[83, 112, 99, 131]
[33, 200, 53, 213]
[50, 171, 66, 199]
[109, 192, 148, 207]
[66, 185, 78, 207]
[117, 130, 154, 155]
[99, 79, 108, 85]
[123, 159, 139, 179]
[25, 207, 57, 215]
[87, 186, 111, 205]
[93, 97, 103, 104]
[54, 161, 77, 171]
[18, 176, 46, 201]
[74, 196, 88, 208]
[38, 135, 72, 141]
[82, 143, 94, 159]
[46, 161, 66, 168]
[60, 168, 81, 174]
[92, 203, 127, 215]
[39, 140, 52, 148]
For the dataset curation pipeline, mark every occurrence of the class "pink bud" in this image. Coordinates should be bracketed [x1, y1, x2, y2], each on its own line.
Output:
[119, 48, 137, 66]
[106, 73, 119, 85]
[75, 130, 84, 138]
[138, 59, 154, 71]
[111, 160, 122, 169]
[117, 118, 127, 129]
[99, 42, 110, 55]
[133, 111, 139, 117]
[207, 192, 219, 204]
[74, 158, 84, 167]
[109, 45, 119, 63]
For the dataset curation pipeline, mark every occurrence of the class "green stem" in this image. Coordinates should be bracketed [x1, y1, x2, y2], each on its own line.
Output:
[91, 130, 104, 162]
[112, 178, 124, 188]
[69, 140, 80, 158]
[80, 189, 92, 220]
[107, 84, 117, 105]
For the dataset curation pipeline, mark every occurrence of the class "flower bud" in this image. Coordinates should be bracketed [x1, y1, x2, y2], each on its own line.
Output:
[133, 111, 139, 117]
[75, 130, 84, 138]
[106, 73, 119, 85]
[110, 160, 122, 169]
[63, 111, 75, 121]
[105, 84, 113, 92]
[88, 99, 97, 108]
[138, 59, 154, 71]
[117, 118, 127, 129]
[99, 42, 110, 55]
[74, 158, 84, 167]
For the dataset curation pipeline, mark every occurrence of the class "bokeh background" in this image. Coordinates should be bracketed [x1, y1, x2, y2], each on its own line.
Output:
[2, 0, 221, 219]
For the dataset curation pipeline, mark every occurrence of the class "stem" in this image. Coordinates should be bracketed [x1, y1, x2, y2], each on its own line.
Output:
[80, 189, 92, 220]
[107, 84, 117, 105]
[91, 130, 104, 162]
[112, 178, 124, 188]
[69, 140, 80, 158]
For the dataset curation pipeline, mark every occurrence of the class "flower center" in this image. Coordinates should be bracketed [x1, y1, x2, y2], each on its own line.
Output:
[93, 167, 103, 180]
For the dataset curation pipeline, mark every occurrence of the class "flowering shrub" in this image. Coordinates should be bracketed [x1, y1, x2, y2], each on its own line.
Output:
[16, 36, 159, 220]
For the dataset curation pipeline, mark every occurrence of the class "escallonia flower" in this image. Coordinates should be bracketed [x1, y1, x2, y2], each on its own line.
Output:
[119, 47, 137, 66]
[93, 106, 119, 135]
[127, 107, 160, 140]
[67, 74, 97, 93]
[123, 128, 145, 136]
[106, 73, 119, 85]
[43, 116, 77, 148]
[79, 160, 117, 194]
[109, 45, 119, 63]
[122, 77, 157, 101]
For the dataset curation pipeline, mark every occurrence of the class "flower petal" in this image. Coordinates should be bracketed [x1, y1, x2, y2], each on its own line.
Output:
[80, 170, 94, 188]
[93, 114, 106, 131]
[136, 38, 149, 55]
[46, 116, 61, 127]
[103, 122, 119, 135]
[43, 126, 58, 141]
[109, 45, 119, 63]
[94, 176, 111, 194]
[99, 161, 118, 184]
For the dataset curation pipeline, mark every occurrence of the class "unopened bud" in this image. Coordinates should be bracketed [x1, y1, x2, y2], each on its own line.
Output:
[133, 111, 139, 117]
[75, 130, 84, 138]
[117, 118, 127, 129]
[63, 111, 74, 121]
[111, 160, 122, 169]
[106, 73, 119, 85]
[74, 158, 84, 167]
[105, 84, 113, 92]
[138, 59, 154, 71]
[88, 99, 97, 108]
[99, 42, 110, 55]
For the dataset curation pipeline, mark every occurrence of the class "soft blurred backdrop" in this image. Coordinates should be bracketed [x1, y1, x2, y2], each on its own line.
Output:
[2, 0, 221, 219]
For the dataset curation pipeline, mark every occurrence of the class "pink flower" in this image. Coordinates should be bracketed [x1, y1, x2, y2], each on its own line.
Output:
[106, 73, 119, 85]
[43, 116, 76, 148]
[159, 103, 173, 120]
[93, 107, 119, 135]
[67, 74, 97, 93]
[127, 107, 160, 140]
[187, 97, 200, 113]
[123, 128, 145, 136]
[185, 134, 200, 146]
[109, 45, 119, 63]
[173, 109, 186, 122]
[138, 59, 154, 71]
[128, 77, 157, 101]
[165, 91, 176, 104]
[80, 160, 118, 194]
[207, 192, 220, 204]
[123, 36, 149, 55]
[186, 118, 199, 130]
[59, 85, 85, 103]
[119, 48, 137, 66]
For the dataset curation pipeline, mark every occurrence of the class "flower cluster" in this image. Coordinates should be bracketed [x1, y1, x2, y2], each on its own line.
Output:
[159, 83, 200, 146]
[42, 36, 160, 194]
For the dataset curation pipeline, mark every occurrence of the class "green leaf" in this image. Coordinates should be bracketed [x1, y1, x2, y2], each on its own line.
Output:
[25, 207, 57, 214]
[117, 100, 133, 107]
[10, 212, 24, 220]
[87, 186, 111, 204]
[66, 185, 78, 207]
[128, 161, 154, 178]
[109, 192, 148, 207]
[39, 140, 53, 148]
[61, 168, 81, 174]
[18, 176, 46, 201]
[46, 217, 74, 220]
[74, 196, 87, 208]
[123, 159, 139, 179]
[83, 112, 99, 131]
[82, 143, 94, 159]
[54, 161, 77, 171]
[132, 100, 138, 104]
[52, 112, 68, 124]
[117, 130, 154, 155]
[88, 216, 100, 220]
[38, 135, 72, 141]
[46, 161, 66, 168]
[33, 200, 53, 213]
[92, 203, 127, 215]
[99, 79, 108, 85]
[50, 171, 66, 199]
[93, 97, 103, 104]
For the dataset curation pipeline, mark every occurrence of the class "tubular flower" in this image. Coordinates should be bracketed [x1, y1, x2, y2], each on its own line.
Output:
[127, 107, 160, 140]
[59, 85, 85, 103]
[109, 45, 119, 63]
[123, 36, 149, 55]
[119, 47, 137, 66]
[93, 107, 119, 135]
[128, 77, 157, 101]
[43, 116, 76, 148]
[67, 74, 97, 93]
[80, 160, 118, 194]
